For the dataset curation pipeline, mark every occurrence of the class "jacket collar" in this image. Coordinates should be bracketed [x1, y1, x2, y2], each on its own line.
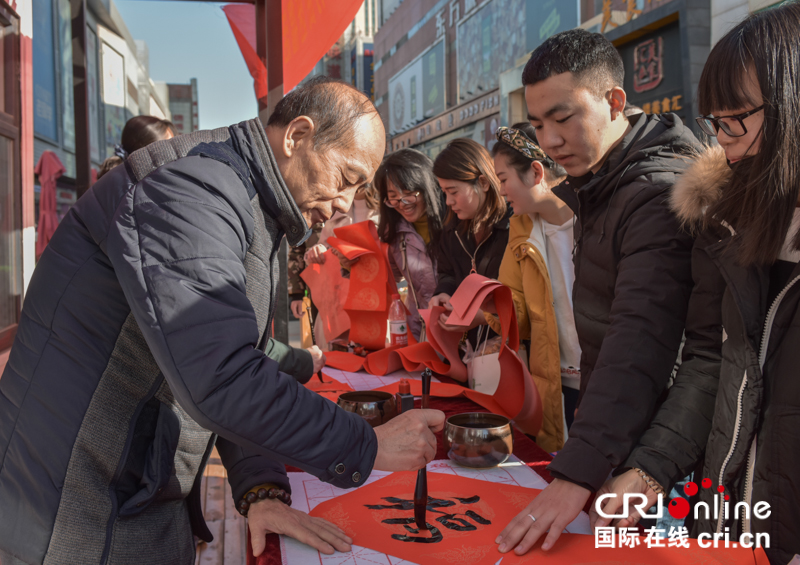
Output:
[669, 144, 730, 229]
[554, 112, 699, 214]
[395, 217, 417, 235]
[228, 118, 311, 247]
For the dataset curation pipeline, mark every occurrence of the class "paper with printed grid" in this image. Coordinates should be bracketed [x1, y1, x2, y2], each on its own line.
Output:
[280, 457, 591, 564]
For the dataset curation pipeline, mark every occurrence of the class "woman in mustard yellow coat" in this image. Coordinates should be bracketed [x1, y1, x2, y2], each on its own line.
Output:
[484, 124, 580, 452]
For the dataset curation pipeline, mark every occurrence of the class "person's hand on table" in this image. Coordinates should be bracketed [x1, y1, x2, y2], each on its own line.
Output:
[307, 345, 326, 374]
[589, 469, 657, 530]
[248, 497, 352, 556]
[330, 247, 359, 271]
[496, 478, 591, 555]
[304, 244, 328, 265]
[373, 409, 446, 471]
[291, 299, 305, 319]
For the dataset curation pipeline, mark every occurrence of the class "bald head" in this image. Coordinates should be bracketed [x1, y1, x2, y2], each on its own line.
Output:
[265, 78, 386, 227]
[267, 76, 380, 151]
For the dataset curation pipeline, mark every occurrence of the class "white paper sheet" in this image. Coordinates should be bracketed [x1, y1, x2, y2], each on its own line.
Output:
[279, 457, 591, 564]
[321, 367, 439, 392]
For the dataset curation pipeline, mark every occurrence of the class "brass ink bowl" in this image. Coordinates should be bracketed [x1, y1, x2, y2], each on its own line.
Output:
[443, 413, 513, 469]
[337, 391, 398, 428]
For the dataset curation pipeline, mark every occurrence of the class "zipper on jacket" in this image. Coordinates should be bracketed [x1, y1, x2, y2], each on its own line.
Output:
[572, 186, 582, 259]
[401, 235, 421, 312]
[715, 273, 800, 535]
[455, 229, 489, 274]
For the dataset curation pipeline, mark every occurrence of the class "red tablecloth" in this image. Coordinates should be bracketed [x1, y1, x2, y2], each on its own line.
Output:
[247, 394, 554, 565]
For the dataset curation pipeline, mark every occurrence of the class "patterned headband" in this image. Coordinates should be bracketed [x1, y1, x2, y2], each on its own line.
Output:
[495, 126, 552, 165]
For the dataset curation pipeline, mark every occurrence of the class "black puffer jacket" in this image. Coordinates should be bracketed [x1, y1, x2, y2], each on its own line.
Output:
[625, 145, 800, 564]
[0, 120, 376, 565]
[434, 208, 513, 297]
[548, 112, 699, 491]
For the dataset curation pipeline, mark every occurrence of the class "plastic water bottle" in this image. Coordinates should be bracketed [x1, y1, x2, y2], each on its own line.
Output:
[388, 294, 408, 346]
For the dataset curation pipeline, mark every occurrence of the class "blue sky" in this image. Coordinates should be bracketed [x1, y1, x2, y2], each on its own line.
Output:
[116, 0, 257, 129]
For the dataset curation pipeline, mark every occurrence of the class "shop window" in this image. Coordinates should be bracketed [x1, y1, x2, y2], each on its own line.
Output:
[0, 1, 21, 352]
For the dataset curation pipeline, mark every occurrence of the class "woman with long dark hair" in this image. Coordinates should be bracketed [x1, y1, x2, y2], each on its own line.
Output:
[375, 148, 444, 341]
[97, 115, 176, 179]
[429, 138, 512, 350]
[591, 4, 800, 562]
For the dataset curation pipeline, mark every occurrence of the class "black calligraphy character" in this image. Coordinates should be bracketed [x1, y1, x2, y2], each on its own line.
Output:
[365, 495, 491, 543]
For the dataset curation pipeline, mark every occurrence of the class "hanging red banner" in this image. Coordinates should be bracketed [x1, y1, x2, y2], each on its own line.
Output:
[223, 0, 364, 101]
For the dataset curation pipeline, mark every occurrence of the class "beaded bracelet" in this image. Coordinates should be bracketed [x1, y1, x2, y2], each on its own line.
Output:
[634, 468, 665, 495]
[236, 485, 292, 517]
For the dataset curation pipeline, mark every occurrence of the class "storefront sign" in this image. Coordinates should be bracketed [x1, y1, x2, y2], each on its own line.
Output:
[388, 39, 445, 134]
[101, 42, 126, 158]
[602, 0, 677, 33]
[633, 37, 663, 93]
[390, 89, 500, 152]
[618, 21, 685, 118]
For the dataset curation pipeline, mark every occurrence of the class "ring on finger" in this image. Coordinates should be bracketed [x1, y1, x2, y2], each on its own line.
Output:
[528, 514, 536, 523]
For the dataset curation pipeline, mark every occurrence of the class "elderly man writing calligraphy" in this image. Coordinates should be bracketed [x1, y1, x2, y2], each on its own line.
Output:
[0, 77, 444, 565]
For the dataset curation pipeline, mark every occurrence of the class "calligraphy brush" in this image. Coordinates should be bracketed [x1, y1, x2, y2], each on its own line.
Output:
[414, 368, 433, 530]
[305, 301, 324, 383]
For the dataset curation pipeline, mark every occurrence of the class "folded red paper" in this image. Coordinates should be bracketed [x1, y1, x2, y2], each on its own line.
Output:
[322, 273, 542, 436]
[299, 250, 350, 343]
[326, 221, 403, 351]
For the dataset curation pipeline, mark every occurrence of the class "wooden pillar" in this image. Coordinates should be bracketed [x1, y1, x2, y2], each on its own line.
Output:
[257, 0, 290, 346]
[265, 0, 284, 115]
[71, 0, 91, 198]
[255, 0, 268, 121]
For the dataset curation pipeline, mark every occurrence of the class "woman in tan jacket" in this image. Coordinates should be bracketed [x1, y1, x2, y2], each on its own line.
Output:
[484, 123, 579, 453]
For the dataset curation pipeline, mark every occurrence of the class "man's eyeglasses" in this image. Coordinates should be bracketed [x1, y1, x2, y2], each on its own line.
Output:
[384, 191, 420, 208]
[695, 105, 764, 138]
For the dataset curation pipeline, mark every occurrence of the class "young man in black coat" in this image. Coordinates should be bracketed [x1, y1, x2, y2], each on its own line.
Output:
[495, 30, 699, 555]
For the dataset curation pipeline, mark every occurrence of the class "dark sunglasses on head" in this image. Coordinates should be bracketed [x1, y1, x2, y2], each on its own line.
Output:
[695, 105, 764, 138]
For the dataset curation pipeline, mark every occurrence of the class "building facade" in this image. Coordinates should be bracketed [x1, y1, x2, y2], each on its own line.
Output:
[375, 0, 584, 158]
[1, 0, 33, 366]
[375, 0, 718, 159]
[304, 1, 380, 101]
[0, 0, 171, 369]
[33, 0, 170, 180]
[168, 79, 199, 135]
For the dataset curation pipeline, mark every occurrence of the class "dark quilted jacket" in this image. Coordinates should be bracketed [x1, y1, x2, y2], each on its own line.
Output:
[547, 112, 699, 491]
[0, 119, 377, 565]
[625, 146, 800, 564]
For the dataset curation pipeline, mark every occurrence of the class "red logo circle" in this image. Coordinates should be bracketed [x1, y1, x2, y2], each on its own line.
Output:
[717, 485, 725, 493]
[668, 498, 690, 520]
[701, 478, 712, 489]
[684, 481, 698, 496]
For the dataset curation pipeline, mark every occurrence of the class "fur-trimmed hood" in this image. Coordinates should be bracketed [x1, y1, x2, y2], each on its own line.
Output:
[670, 144, 731, 227]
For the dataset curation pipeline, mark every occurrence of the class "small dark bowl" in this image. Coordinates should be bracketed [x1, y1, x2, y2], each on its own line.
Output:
[443, 413, 513, 468]
[337, 391, 398, 428]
